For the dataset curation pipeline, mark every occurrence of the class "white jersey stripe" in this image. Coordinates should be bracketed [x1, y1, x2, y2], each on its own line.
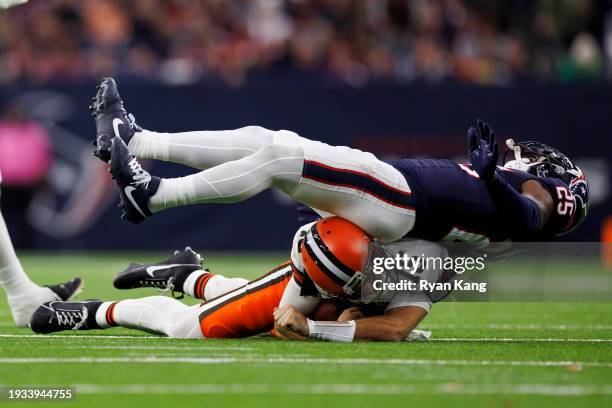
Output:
[200, 265, 293, 311]
[306, 230, 352, 283]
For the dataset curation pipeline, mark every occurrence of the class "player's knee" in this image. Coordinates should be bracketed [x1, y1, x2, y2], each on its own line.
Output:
[256, 143, 302, 163]
[239, 126, 275, 143]
[164, 317, 198, 338]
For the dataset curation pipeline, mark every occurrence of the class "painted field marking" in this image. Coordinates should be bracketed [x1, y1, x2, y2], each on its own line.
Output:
[70, 383, 612, 396]
[0, 356, 611, 368]
[1, 334, 611, 343]
[69, 345, 255, 351]
[0, 334, 166, 340]
[423, 324, 612, 330]
[430, 338, 612, 343]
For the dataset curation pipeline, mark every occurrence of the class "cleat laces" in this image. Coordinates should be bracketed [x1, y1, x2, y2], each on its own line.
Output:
[128, 158, 152, 187]
[53, 306, 88, 330]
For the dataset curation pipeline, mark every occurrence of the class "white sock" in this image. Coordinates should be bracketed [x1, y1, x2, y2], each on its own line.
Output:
[100, 296, 199, 337]
[0, 211, 38, 296]
[128, 130, 170, 162]
[95, 301, 117, 329]
[203, 275, 249, 300]
[148, 143, 303, 212]
[148, 177, 198, 213]
[182, 270, 208, 298]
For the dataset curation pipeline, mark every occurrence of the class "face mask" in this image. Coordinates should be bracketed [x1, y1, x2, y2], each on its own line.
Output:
[503, 139, 541, 173]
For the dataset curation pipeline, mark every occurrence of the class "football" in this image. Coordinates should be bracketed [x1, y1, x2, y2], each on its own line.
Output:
[310, 299, 352, 321]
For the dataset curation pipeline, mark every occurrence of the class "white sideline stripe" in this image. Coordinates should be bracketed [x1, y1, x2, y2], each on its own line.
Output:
[0, 334, 612, 342]
[0, 356, 611, 368]
[1, 334, 611, 343]
[431, 338, 612, 343]
[424, 324, 612, 330]
[69, 345, 256, 351]
[72, 383, 612, 396]
[0, 334, 163, 340]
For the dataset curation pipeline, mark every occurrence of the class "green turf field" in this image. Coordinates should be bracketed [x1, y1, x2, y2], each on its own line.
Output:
[0, 252, 611, 407]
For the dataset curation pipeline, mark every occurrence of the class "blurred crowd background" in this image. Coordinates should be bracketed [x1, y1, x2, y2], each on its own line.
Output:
[1, 0, 611, 86]
[0, 0, 610, 249]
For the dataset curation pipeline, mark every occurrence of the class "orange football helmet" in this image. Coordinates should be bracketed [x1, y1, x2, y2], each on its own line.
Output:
[300, 217, 371, 298]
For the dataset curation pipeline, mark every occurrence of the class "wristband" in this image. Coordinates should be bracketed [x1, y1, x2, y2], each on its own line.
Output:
[307, 319, 356, 342]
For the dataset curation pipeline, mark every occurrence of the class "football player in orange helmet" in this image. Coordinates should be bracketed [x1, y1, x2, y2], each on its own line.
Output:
[31, 217, 435, 342]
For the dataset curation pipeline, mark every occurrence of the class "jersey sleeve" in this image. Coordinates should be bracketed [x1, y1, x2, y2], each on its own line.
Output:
[279, 275, 320, 315]
[385, 290, 432, 313]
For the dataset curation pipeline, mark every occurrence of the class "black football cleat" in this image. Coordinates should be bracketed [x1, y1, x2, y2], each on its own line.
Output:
[90, 77, 141, 162]
[30, 300, 102, 334]
[110, 136, 160, 223]
[114, 247, 204, 298]
[46, 277, 84, 301]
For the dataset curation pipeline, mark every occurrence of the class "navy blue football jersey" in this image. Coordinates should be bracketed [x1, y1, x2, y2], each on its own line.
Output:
[386, 159, 575, 244]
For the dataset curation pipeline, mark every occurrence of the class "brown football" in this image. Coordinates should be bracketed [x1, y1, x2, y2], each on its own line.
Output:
[310, 299, 351, 321]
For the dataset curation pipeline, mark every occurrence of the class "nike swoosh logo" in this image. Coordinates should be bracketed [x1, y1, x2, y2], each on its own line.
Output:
[124, 186, 147, 218]
[112, 118, 124, 138]
[145, 264, 183, 277]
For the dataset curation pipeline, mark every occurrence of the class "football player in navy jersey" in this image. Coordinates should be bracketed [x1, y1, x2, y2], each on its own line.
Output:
[91, 78, 589, 244]
[386, 119, 589, 245]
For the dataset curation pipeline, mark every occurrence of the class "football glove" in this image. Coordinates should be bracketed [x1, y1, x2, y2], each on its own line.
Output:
[468, 119, 499, 182]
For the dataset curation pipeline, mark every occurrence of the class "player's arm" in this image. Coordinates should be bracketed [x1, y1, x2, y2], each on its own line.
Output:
[273, 304, 427, 342]
[350, 306, 427, 342]
[468, 119, 552, 234]
[273, 274, 320, 340]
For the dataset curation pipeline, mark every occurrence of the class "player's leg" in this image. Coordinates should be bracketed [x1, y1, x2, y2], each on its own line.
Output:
[112, 134, 415, 241]
[147, 140, 415, 242]
[30, 296, 203, 338]
[31, 262, 294, 338]
[0, 177, 83, 327]
[148, 141, 304, 210]
[129, 126, 296, 170]
[198, 262, 294, 338]
[112, 247, 249, 301]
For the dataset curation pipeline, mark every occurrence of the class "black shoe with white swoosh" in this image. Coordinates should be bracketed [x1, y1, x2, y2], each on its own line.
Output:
[90, 77, 140, 162]
[30, 300, 102, 334]
[46, 277, 84, 301]
[113, 247, 205, 298]
[110, 136, 161, 223]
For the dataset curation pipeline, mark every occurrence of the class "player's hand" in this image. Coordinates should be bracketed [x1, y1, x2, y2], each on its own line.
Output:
[273, 305, 309, 338]
[338, 307, 365, 321]
[468, 119, 499, 182]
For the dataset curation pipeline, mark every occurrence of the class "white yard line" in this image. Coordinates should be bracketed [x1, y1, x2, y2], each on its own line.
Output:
[1, 334, 611, 343]
[423, 323, 612, 330]
[0, 334, 164, 340]
[71, 383, 612, 396]
[0, 356, 610, 368]
[69, 345, 255, 351]
[430, 338, 612, 343]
